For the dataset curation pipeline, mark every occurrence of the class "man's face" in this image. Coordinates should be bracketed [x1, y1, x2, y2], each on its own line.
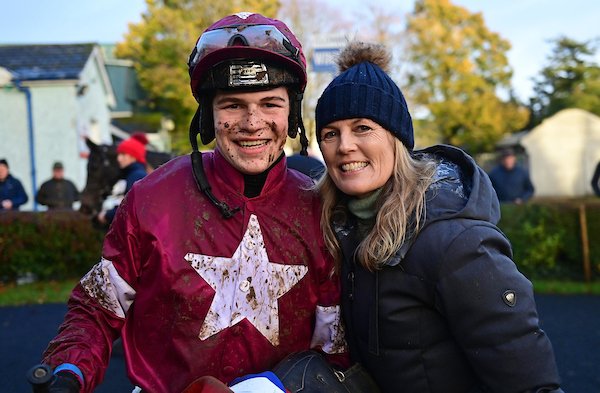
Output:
[0, 164, 8, 181]
[213, 86, 290, 175]
[53, 168, 64, 179]
[502, 154, 516, 170]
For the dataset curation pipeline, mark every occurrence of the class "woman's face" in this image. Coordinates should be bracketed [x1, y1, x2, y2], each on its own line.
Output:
[319, 118, 396, 198]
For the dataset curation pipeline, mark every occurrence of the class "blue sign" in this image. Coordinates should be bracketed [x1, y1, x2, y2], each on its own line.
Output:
[311, 47, 341, 73]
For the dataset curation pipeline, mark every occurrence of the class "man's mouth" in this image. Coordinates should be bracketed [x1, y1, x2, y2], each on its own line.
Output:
[238, 140, 269, 148]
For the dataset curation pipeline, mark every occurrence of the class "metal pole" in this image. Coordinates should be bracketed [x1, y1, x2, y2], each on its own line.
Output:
[15, 80, 38, 211]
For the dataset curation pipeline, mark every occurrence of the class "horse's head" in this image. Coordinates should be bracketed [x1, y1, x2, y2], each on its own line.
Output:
[79, 138, 121, 216]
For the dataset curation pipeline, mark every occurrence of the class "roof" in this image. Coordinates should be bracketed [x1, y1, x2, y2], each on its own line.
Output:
[0, 43, 95, 81]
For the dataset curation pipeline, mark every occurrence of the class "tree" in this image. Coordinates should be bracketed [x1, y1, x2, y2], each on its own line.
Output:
[115, 0, 280, 152]
[529, 36, 600, 127]
[404, 0, 528, 153]
[277, 0, 352, 153]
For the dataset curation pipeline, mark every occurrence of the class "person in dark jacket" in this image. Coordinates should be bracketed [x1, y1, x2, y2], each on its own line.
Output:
[96, 133, 149, 226]
[36, 161, 80, 210]
[488, 148, 535, 204]
[0, 158, 28, 210]
[315, 41, 563, 393]
[287, 152, 325, 181]
[591, 161, 600, 196]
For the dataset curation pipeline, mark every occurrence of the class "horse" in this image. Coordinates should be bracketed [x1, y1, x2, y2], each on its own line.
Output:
[79, 137, 174, 216]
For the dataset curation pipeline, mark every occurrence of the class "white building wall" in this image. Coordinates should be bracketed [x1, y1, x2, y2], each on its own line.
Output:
[521, 109, 600, 197]
[30, 83, 81, 210]
[0, 86, 31, 204]
[0, 48, 115, 210]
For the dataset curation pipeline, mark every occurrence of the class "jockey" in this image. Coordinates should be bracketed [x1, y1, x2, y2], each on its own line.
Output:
[33, 12, 348, 393]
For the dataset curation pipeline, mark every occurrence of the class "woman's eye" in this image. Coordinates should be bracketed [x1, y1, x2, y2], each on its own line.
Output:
[356, 125, 372, 132]
[321, 130, 337, 140]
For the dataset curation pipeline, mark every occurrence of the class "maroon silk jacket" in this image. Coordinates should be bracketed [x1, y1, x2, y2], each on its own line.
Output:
[43, 150, 346, 393]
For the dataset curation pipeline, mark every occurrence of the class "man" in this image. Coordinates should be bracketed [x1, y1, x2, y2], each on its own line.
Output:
[36, 161, 80, 210]
[35, 13, 346, 393]
[96, 133, 149, 226]
[488, 148, 535, 204]
[592, 161, 600, 197]
[0, 158, 28, 211]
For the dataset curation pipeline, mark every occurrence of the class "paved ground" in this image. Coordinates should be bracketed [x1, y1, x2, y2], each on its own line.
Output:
[1, 294, 599, 392]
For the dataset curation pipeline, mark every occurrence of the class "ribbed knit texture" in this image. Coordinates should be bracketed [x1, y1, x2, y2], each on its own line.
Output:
[316, 61, 414, 150]
[347, 187, 383, 219]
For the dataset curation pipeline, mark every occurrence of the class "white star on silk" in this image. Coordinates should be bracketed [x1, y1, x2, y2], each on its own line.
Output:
[184, 214, 308, 346]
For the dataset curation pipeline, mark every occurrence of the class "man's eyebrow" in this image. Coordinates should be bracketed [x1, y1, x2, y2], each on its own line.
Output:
[214, 96, 243, 105]
[260, 95, 287, 102]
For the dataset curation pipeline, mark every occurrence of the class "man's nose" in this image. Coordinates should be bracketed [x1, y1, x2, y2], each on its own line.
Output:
[240, 109, 262, 132]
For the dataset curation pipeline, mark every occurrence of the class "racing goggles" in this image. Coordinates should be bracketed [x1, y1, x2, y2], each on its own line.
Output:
[189, 24, 301, 69]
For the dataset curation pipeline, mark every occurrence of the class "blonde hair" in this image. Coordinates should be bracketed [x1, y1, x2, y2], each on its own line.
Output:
[318, 139, 437, 271]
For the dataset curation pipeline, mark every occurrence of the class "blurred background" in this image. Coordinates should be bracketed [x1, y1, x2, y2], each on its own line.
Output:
[1, 0, 599, 211]
[1, 1, 599, 392]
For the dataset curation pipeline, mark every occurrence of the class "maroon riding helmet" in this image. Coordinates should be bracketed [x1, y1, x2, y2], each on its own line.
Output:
[187, 12, 308, 150]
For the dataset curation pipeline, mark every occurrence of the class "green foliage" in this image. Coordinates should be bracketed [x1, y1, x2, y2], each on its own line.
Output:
[529, 36, 600, 127]
[115, 0, 281, 152]
[405, 0, 529, 153]
[498, 202, 599, 281]
[0, 212, 104, 282]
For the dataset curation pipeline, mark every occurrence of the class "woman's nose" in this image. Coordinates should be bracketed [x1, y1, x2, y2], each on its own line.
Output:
[337, 131, 357, 153]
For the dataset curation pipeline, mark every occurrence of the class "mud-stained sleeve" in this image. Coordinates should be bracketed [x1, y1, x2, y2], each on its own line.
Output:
[80, 258, 136, 318]
[42, 187, 144, 393]
[310, 197, 350, 365]
[311, 305, 347, 354]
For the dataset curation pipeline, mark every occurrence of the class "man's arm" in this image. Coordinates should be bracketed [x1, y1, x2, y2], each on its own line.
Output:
[12, 178, 29, 208]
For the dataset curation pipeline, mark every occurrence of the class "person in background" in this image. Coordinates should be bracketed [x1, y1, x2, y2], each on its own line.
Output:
[36, 161, 80, 210]
[96, 133, 149, 227]
[286, 152, 325, 181]
[34, 13, 346, 393]
[591, 160, 600, 197]
[0, 158, 28, 211]
[488, 147, 535, 204]
[315, 41, 563, 393]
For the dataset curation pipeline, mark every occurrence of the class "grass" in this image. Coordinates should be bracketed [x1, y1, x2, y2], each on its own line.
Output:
[0, 280, 78, 306]
[0, 279, 599, 307]
[532, 280, 600, 295]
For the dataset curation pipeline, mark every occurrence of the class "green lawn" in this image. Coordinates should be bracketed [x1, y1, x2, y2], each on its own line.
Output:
[0, 280, 78, 306]
[1, 279, 599, 307]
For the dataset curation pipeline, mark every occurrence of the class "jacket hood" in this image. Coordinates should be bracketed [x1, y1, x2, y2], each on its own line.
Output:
[421, 144, 500, 226]
[389, 144, 499, 266]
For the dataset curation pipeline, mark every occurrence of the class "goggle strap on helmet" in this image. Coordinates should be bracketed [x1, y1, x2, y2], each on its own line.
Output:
[298, 119, 308, 156]
[189, 107, 239, 219]
[189, 106, 201, 151]
[289, 92, 308, 156]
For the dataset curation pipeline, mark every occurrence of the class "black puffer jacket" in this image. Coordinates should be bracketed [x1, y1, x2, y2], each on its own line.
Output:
[335, 145, 562, 393]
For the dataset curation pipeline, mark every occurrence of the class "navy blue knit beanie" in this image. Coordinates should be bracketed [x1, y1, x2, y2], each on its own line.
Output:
[316, 42, 414, 150]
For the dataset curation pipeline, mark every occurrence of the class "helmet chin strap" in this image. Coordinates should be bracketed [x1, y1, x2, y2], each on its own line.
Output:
[189, 106, 240, 219]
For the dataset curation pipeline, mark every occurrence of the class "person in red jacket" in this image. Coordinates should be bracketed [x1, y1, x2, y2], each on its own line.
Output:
[96, 133, 149, 227]
[35, 12, 347, 393]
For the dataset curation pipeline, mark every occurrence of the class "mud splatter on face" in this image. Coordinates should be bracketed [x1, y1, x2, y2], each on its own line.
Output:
[224, 122, 230, 129]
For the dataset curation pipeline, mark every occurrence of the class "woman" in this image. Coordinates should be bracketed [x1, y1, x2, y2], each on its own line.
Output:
[315, 41, 563, 393]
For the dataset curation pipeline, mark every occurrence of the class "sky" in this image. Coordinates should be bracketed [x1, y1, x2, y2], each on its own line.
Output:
[0, 0, 598, 102]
